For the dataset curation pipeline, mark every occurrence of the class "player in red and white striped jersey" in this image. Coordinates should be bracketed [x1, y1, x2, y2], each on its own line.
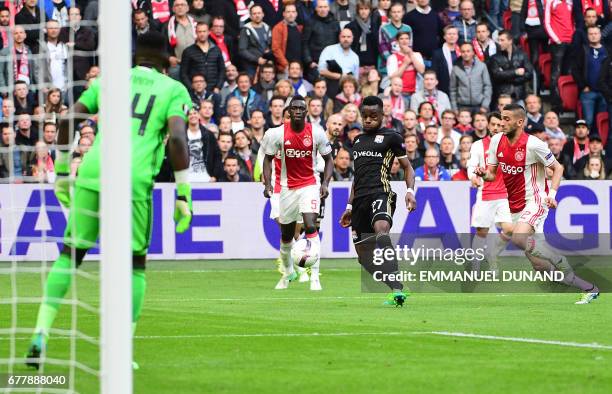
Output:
[262, 96, 334, 291]
[467, 112, 512, 273]
[475, 104, 599, 304]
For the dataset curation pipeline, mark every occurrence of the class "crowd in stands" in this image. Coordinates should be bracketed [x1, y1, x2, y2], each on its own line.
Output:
[2, 0, 612, 184]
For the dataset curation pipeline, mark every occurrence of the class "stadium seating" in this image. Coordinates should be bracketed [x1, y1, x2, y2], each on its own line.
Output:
[597, 112, 609, 142]
[557, 75, 578, 112]
[539, 53, 552, 88]
[519, 35, 530, 59]
[503, 10, 512, 30]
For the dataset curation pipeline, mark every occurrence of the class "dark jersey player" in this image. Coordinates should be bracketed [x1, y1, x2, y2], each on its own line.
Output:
[339, 96, 417, 307]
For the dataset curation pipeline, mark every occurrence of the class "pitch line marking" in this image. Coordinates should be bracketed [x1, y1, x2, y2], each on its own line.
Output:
[425, 331, 612, 350]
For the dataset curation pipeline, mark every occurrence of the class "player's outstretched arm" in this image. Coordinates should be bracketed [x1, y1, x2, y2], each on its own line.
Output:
[339, 182, 354, 228]
[167, 116, 192, 233]
[398, 157, 417, 212]
[262, 154, 274, 198]
[54, 102, 91, 208]
[320, 153, 334, 199]
[545, 160, 563, 209]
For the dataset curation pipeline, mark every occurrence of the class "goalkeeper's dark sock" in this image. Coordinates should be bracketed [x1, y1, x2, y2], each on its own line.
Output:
[33, 254, 73, 341]
[132, 269, 147, 333]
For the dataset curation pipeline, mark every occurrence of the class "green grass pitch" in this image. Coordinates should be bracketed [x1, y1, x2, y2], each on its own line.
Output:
[1, 258, 611, 394]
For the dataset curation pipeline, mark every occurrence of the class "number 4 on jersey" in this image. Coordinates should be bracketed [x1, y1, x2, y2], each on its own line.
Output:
[132, 94, 156, 136]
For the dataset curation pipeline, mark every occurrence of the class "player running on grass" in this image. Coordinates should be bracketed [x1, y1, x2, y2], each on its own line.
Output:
[467, 112, 513, 273]
[26, 32, 194, 369]
[262, 95, 334, 291]
[474, 104, 599, 304]
[339, 96, 417, 307]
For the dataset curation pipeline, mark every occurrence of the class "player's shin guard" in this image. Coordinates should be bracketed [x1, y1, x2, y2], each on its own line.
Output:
[280, 240, 295, 275]
[375, 234, 403, 292]
[33, 253, 73, 341]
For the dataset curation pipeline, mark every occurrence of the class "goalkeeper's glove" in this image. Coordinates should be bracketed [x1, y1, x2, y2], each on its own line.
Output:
[174, 170, 193, 233]
[54, 151, 72, 208]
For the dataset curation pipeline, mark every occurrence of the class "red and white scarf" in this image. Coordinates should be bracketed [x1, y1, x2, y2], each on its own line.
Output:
[234, 0, 250, 23]
[13, 46, 30, 84]
[425, 92, 440, 122]
[582, 0, 603, 15]
[151, 0, 171, 23]
[573, 137, 590, 163]
[211, 33, 231, 66]
[390, 94, 405, 121]
[525, 0, 540, 25]
[167, 15, 197, 48]
[472, 37, 487, 61]
[271, 0, 280, 12]
[423, 166, 439, 181]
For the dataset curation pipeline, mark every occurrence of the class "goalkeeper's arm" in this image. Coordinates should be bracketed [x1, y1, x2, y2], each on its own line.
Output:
[167, 116, 192, 233]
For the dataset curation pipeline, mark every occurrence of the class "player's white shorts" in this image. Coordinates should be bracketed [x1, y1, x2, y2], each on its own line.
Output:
[511, 202, 548, 233]
[471, 198, 512, 228]
[279, 184, 320, 225]
[270, 193, 280, 220]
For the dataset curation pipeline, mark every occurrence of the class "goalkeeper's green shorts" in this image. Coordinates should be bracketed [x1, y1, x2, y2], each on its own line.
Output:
[64, 186, 153, 256]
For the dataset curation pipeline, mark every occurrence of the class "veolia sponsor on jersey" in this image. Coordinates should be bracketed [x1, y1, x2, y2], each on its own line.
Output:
[500, 162, 525, 175]
[353, 151, 383, 159]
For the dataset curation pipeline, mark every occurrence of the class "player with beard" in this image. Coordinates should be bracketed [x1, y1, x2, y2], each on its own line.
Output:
[263, 95, 334, 291]
[339, 96, 417, 307]
[475, 104, 599, 304]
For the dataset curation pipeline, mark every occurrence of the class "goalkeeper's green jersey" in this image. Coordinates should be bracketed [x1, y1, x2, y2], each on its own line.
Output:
[76, 66, 192, 200]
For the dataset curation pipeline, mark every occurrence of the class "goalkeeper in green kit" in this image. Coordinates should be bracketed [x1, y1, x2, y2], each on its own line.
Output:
[25, 32, 193, 370]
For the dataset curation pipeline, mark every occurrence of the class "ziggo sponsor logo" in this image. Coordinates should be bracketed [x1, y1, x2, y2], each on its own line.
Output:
[500, 162, 525, 175]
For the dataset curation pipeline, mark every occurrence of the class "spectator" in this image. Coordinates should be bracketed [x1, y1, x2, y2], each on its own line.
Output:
[307, 97, 326, 129]
[0, 26, 39, 94]
[326, 113, 344, 158]
[438, 109, 462, 151]
[238, 5, 273, 78]
[347, 0, 379, 82]
[341, 103, 362, 128]
[334, 75, 362, 113]
[561, 119, 590, 165]
[271, 3, 303, 76]
[386, 31, 426, 101]
[389, 157, 404, 181]
[417, 101, 438, 132]
[15, 0, 42, 54]
[132, 9, 161, 56]
[225, 97, 246, 132]
[302, 0, 340, 80]
[379, 1, 412, 73]
[307, 78, 335, 120]
[488, 0, 504, 32]
[233, 129, 255, 180]
[28, 140, 55, 183]
[219, 155, 251, 182]
[548, 134, 575, 178]
[343, 122, 362, 155]
[287, 61, 313, 97]
[598, 54, 612, 149]
[329, 0, 355, 29]
[190, 74, 222, 117]
[44, 88, 67, 115]
[1, 98, 14, 122]
[488, 30, 533, 105]
[455, 108, 474, 133]
[332, 147, 354, 180]
[451, 150, 470, 180]
[41, 121, 57, 158]
[450, 43, 492, 113]
[181, 22, 225, 93]
[253, 62, 277, 104]
[199, 99, 216, 129]
[0, 7, 10, 50]
[40, 20, 68, 93]
[218, 132, 234, 161]
[451, 0, 477, 44]
[227, 73, 266, 121]
[381, 98, 403, 134]
[360, 68, 382, 97]
[318, 28, 359, 97]
[496, 94, 513, 112]
[162, 0, 197, 79]
[248, 109, 267, 154]
[526, 121, 549, 141]
[384, 77, 409, 122]
[580, 156, 607, 180]
[404, 133, 424, 168]
[415, 147, 451, 180]
[440, 135, 460, 170]
[544, 0, 577, 113]
[573, 134, 612, 176]
[402, 109, 419, 136]
[190, 0, 208, 23]
[431, 25, 460, 94]
[209, 16, 236, 68]
[185, 107, 223, 182]
[473, 21, 498, 63]
[253, 0, 285, 28]
[273, 79, 295, 105]
[521, 0, 547, 94]
[374, 0, 391, 25]
[439, 0, 461, 27]
[14, 82, 40, 116]
[410, 70, 452, 119]
[458, 133, 473, 154]
[543, 111, 566, 141]
[42, 0, 70, 27]
[573, 7, 600, 53]
[573, 25, 608, 135]
[295, 0, 316, 26]
[61, 7, 96, 99]
[266, 95, 285, 130]
[470, 112, 488, 141]
[0, 123, 23, 180]
[15, 113, 36, 164]
[525, 94, 544, 127]
[419, 125, 441, 155]
[403, 0, 443, 62]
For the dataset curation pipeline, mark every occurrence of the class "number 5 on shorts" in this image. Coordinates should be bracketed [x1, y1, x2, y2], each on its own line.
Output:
[311, 199, 318, 211]
[372, 199, 383, 213]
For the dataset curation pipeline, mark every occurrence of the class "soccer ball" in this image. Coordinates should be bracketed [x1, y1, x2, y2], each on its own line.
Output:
[291, 238, 319, 268]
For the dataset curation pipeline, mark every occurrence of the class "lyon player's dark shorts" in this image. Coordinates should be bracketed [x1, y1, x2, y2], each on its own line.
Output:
[351, 192, 397, 244]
